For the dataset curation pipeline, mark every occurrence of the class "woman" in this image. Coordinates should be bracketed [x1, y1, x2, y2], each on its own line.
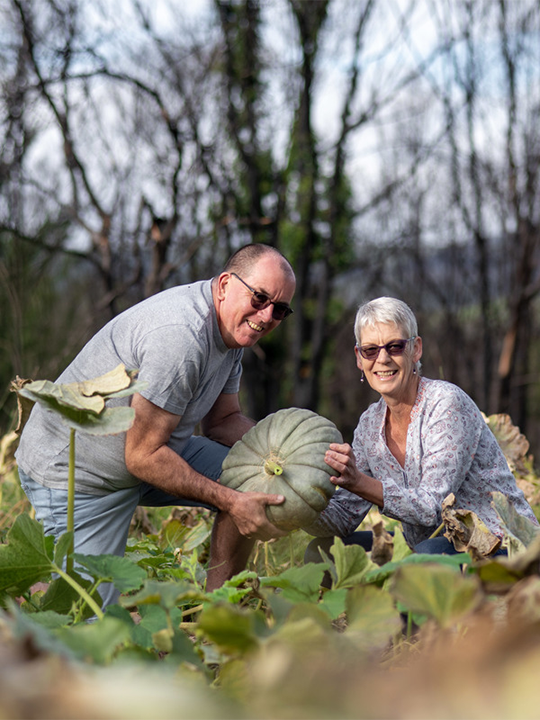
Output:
[305, 297, 537, 559]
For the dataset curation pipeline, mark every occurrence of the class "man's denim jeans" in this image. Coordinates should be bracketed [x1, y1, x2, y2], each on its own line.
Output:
[18, 435, 229, 608]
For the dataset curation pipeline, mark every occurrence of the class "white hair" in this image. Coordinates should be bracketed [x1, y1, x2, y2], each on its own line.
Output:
[354, 297, 422, 375]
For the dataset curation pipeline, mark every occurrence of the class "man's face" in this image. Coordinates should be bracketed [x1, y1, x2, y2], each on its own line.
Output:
[215, 255, 296, 349]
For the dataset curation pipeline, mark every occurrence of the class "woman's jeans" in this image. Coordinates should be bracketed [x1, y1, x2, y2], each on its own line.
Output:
[18, 436, 229, 608]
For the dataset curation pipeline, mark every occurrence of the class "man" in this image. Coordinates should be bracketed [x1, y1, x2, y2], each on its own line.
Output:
[16, 243, 296, 605]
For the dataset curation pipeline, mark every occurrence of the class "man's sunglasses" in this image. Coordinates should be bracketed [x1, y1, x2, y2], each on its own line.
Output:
[231, 272, 293, 321]
[357, 337, 416, 360]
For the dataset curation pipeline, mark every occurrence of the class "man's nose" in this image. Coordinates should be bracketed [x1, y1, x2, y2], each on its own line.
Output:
[258, 304, 275, 322]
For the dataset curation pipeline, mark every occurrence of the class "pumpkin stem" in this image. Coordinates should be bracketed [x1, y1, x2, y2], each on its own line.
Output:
[264, 459, 283, 476]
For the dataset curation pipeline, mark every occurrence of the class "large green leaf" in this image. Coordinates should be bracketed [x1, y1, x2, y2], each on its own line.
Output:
[364, 551, 469, 585]
[120, 579, 205, 610]
[72, 553, 147, 593]
[390, 563, 483, 628]
[39, 572, 103, 620]
[325, 537, 377, 589]
[0, 514, 55, 598]
[259, 563, 327, 602]
[4, 604, 79, 660]
[319, 587, 348, 620]
[391, 525, 412, 562]
[196, 604, 262, 655]
[55, 615, 132, 663]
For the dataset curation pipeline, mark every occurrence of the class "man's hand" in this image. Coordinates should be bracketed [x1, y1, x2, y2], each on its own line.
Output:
[228, 491, 288, 540]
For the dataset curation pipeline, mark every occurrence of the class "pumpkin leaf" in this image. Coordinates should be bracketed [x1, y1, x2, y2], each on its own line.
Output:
[39, 572, 103, 620]
[483, 412, 530, 474]
[259, 563, 327, 602]
[392, 525, 412, 562]
[0, 514, 55, 599]
[72, 553, 147, 593]
[270, 616, 335, 656]
[345, 585, 402, 650]
[196, 604, 262, 655]
[119, 579, 205, 610]
[55, 616, 132, 663]
[491, 491, 540, 554]
[328, 537, 377, 589]
[475, 534, 540, 593]
[14, 364, 146, 435]
[4, 604, 79, 660]
[390, 563, 483, 628]
[207, 571, 258, 605]
[319, 587, 348, 620]
[364, 551, 468, 585]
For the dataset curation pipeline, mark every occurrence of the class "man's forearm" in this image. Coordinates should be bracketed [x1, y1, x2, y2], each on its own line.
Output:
[126, 445, 237, 510]
[202, 412, 255, 447]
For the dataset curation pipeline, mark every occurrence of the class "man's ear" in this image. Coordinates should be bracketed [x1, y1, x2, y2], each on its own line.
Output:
[215, 272, 231, 300]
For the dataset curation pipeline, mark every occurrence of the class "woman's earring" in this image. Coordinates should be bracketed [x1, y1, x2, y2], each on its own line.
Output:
[360, 370, 365, 383]
[413, 367, 417, 375]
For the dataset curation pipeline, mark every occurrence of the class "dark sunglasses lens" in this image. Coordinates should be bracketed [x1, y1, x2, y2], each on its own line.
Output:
[361, 346, 379, 359]
[250, 292, 271, 310]
[250, 292, 291, 320]
[387, 341, 407, 355]
[360, 340, 408, 359]
[272, 305, 291, 320]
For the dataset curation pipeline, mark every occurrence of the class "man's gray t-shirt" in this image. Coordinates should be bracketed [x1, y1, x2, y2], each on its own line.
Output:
[16, 280, 243, 495]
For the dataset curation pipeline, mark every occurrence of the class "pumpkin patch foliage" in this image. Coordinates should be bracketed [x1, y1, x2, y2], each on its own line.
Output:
[1, 409, 540, 718]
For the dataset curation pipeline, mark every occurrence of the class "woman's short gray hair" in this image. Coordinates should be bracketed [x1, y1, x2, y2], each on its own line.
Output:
[354, 297, 422, 374]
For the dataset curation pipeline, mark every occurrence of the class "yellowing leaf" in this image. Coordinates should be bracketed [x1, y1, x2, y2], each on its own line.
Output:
[391, 563, 483, 628]
[484, 412, 530, 474]
[345, 585, 402, 650]
[66, 364, 135, 398]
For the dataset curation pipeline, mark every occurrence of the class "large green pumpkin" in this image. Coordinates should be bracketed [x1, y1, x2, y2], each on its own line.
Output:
[220, 407, 343, 532]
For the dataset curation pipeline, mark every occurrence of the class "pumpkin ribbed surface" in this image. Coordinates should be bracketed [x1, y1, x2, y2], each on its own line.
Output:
[220, 407, 342, 531]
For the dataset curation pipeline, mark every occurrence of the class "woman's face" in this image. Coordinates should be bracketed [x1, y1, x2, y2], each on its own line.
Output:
[355, 322, 422, 402]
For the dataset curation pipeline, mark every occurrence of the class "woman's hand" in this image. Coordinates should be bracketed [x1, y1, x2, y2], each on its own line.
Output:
[324, 442, 358, 490]
[325, 442, 384, 507]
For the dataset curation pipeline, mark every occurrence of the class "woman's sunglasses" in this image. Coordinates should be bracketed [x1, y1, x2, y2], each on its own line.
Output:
[357, 337, 416, 360]
[231, 273, 293, 321]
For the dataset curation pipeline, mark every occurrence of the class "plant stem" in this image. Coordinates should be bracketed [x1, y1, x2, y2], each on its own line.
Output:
[429, 522, 445, 539]
[182, 604, 204, 618]
[264, 459, 283, 476]
[53, 564, 104, 620]
[67, 427, 76, 573]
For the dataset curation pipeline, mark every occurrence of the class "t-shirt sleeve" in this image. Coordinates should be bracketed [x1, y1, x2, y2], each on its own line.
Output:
[134, 325, 207, 416]
[221, 351, 243, 394]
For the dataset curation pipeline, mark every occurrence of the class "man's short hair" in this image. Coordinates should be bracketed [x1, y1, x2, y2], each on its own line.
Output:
[223, 243, 294, 278]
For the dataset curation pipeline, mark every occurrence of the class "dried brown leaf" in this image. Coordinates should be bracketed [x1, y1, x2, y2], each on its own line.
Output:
[442, 493, 501, 561]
